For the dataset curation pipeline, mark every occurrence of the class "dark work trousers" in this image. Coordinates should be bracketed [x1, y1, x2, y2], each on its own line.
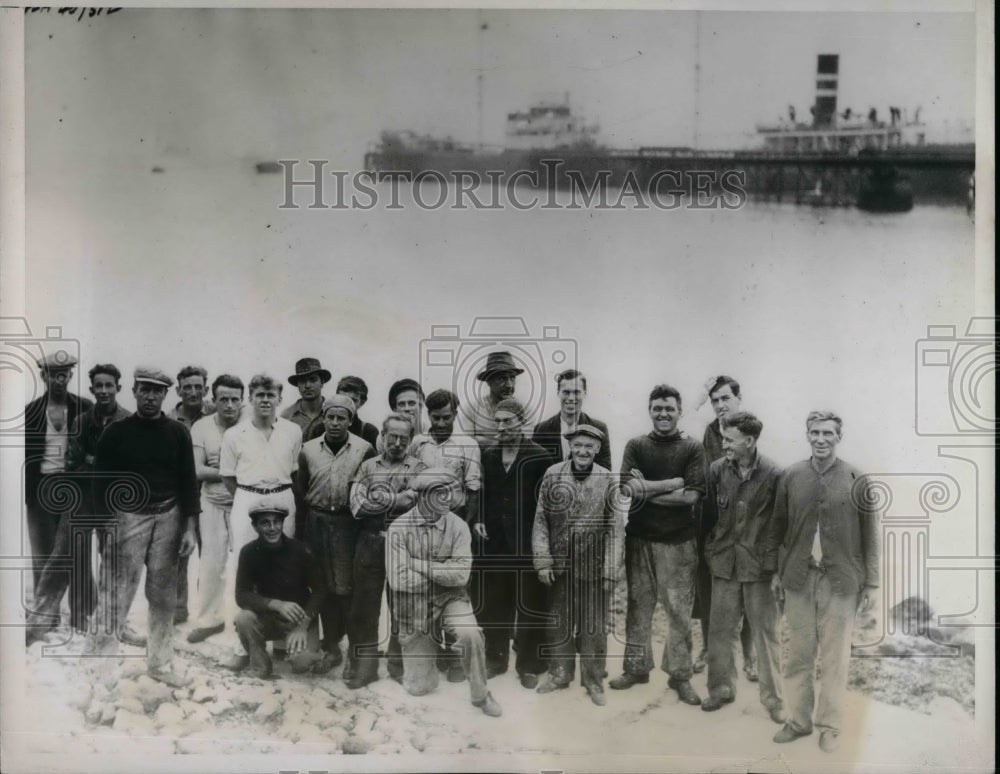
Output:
[346, 530, 403, 681]
[306, 507, 357, 654]
[471, 558, 550, 676]
[26, 495, 63, 595]
[544, 571, 609, 687]
[28, 513, 109, 633]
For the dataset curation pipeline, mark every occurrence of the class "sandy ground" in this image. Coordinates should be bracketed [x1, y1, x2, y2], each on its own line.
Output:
[8, 584, 986, 773]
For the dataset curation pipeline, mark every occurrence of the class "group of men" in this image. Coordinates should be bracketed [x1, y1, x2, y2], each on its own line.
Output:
[24, 350, 879, 749]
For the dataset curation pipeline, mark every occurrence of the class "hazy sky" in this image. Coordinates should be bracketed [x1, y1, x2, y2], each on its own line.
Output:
[26, 7, 976, 176]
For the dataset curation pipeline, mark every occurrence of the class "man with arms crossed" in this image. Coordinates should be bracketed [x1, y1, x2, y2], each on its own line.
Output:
[88, 367, 199, 687]
[701, 411, 784, 722]
[611, 384, 705, 706]
[186, 374, 245, 644]
[771, 411, 879, 753]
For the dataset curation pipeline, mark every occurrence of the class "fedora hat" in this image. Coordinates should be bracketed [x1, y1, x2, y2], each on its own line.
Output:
[288, 357, 332, 386]
[476, 351, 525, 381]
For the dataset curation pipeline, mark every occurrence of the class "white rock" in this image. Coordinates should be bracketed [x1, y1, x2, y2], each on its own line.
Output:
[352, 710, 377, 733]
[172, 687, 191, 702]
[325, 725, 349, 748]
[112, 709, 155, 736]
[190, 685, 216, 703]
[99, 703, 117, 726]
[84, 701, 103, 725]
[342, 734, 372, 754]
[154, 703, 187, 727]
[206, 699, 233, 717]
[115, 696, 145, 715]
[69, 685, 94, 712]
[254, 698, 283, 721]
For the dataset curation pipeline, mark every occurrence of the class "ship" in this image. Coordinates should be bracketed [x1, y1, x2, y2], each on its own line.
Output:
[362, 54, 973, 206]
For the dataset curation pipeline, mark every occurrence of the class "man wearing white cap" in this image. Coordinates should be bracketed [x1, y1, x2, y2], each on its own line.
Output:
[219, 373, 302, 668]
[23, 352, 92, 598]
[386, 468, 501, 717]
[296, 394, 375, 674]
[88, 367, 199, 687]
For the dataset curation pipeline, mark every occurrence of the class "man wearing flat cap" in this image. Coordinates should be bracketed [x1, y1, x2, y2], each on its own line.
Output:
[282, 357, 332, 442]
[88, 367, 199, 687]
[295, 394, 375, 674]
[533, 425, 621, 706]
[233, 500, 326, 679]
[466, 351, 525, 447]
[386, 468, 501, 717]
[23, 351, 92, 600]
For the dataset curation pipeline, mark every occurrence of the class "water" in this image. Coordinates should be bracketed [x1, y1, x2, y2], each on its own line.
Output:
[24, 168, 981, 613]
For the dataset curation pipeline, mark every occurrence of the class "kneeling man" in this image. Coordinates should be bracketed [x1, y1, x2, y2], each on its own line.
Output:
[386, 469, 501, 717]
[233, 501, 326, 678]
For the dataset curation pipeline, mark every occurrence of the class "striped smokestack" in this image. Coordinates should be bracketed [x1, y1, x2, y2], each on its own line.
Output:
[813, 54, 838, 128]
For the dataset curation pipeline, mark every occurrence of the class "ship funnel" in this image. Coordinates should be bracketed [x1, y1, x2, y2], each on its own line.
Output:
[813, 54, 838, 128]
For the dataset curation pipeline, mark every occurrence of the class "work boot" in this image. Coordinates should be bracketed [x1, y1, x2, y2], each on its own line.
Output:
[473, 692, 502, 717]
[609, 672, 649, 690]
[819, 731, 841, 753]
[222, 653, 250, 672]
[536, 675, 570, 694]
[518, 672, 539, 689]
[692, 649, 707, 674]
[667, 677, 702, 706]
[186, 623, 224, 644]
[767, 705, 786, 724]
[584, 682, 607, 707]
[148, 668, 191, 688]
[312, 651, 341, 675]
[119, 624, 147, 648]
[701, 692, 735, 712]
[773, 724, 812, 744]
[743, 658, 759, 683]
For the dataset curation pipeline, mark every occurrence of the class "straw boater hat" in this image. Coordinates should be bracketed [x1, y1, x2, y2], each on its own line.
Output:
[288, 357, 332, 386]
[475, 351, 525, 381]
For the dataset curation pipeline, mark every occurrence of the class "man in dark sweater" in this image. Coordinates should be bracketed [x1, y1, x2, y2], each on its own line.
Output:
[610, 384, 706, 706]
[233, 501, 326, 679]
[86, 367, 199, 687]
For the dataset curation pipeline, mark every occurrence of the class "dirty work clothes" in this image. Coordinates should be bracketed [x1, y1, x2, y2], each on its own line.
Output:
[86, 505, 184, 672]
[782, 567, 860, 735]
[544, 574, 609, 687]
[235, 609, 321, 674]
[775, 458, 880, 597]
[386, 509, 488, 702]
[706, 576, 781, 710]
[234, 534, 325, 618]
[473, 566, 549, 676]
[346, 530, 403, 681]
[621, 536, 697, 680]
[305, 508, 356, 652]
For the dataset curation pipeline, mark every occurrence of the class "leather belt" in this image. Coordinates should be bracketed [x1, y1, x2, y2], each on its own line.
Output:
[238, 483, 292, 495]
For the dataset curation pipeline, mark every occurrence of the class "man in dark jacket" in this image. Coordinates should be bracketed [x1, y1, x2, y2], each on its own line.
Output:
[532, 369, 612, 472]
[471, 397, 554, 688]
[23, 352, 92, 597]
[701, 411, 783, 721]
[771, 410, 880, 753]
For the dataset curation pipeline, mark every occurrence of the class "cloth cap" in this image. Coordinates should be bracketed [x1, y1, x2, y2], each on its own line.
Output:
[248, 500, 290, 520]
[564, 423, 605, 443]
[388, 378, 423, 409]
[411, 467, 460, 492]
[36, 351, 78, 371]
[476, 351, 525, 381]
[494, 397, 526, 420]
[134, 367, 173, 388]
[322, 394, 356, 419]
[288, 357, 332, 386]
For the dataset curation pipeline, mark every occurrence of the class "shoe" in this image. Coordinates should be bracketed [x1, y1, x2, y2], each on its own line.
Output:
[249, 668, 274, 681]
[148, 669, 191, 688]
[767, 705, 786, 724]
[473, 692, 502, 718]
[773, 724, 812, 744]
[536, 676, 570, 694]
[701, 693, 735, 712]
[446, 663, 466, 683]
[186, 624, 224, 644]
[518, 672, 538, 690]
[585, 683, 607, 707]
[819, 731, 841, 753]
[668, 679, 702, 706]
[311, 651, 340, 674]
[345, 673, 378, 690]
[609, 672, 649, 690]
[692, 650, 707, 674]
[486, 663, 508, 679]
[743, 659, 759, 683]
[119, 625, 147, 648]
[222, 654, 250, 672]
